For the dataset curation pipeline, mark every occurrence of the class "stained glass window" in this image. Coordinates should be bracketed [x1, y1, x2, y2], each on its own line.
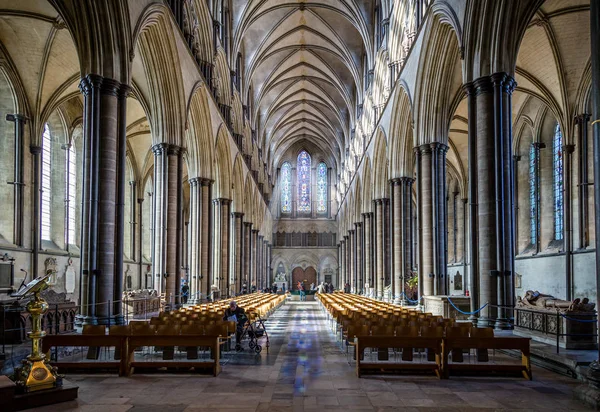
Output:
[317, 162, 327, 214]
[280, 162, 292, 213]
[553, 123, 564, 240]
[297, 150, 311, 213]
[66, 143, 77, 244]
[41, 124, 52, 241]
[529, 144, 538, 245]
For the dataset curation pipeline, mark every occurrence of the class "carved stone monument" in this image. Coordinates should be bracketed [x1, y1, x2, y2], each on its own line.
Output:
[514, 290, 597, 349]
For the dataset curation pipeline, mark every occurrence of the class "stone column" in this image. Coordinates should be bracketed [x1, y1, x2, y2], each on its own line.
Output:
[74, 75, 129, 325]
[243, 222, 252, 288]
[355, 222, 363, 293]
[30, 145, 41, 283]
[362, 212, 373, 296]
[188, 178, 198, 302]
[349, 229, 356, 292]
[344, 235, 350, 290]
[384, 198, 391, 298]
[374, 199, 385, 300]
[6, 114, 26, 246]
[576, 114, 590, 248]
[231, 212, 244, 294]
[164, 145, 181, 307]
[340, 239, 346, 288]
[137, 197, 144, 288]
[198, 179, 213, 299]
[431, 142, 448, 295]
[390, 178, 402, 303]
[251, 229, 259, 290]
[152, 143, 167, 296]
[221, 199, 232, 295]
[466, 73, 516, 328]
[417, 145, 434, 296]
[564, 145, 575, 300]
[258, 235, 264, 289]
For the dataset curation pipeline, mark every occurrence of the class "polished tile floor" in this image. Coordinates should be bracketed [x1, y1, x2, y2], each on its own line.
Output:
[34, 301, 592, 411]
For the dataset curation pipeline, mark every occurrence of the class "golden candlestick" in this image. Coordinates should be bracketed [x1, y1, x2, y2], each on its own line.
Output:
[12, 274, 59, 392]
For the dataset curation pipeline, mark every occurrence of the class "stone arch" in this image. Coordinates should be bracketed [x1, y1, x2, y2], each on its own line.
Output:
[186, 84, 214, 179]
[389, 85, 414, 178]
[213, 48, 232, 107]
[243, 175, 254, 223]
[361, 156, 373, 213]
[372, 127, 389, 199]
[414, 14, 462, 146]
[231, 154, 245, 213]
[213, 124, 232, 199]
[354, 176, 362, 223]
[135, 4, 186, 147]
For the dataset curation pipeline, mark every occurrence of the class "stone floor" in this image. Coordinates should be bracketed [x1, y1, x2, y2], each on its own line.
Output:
[32, 301, 593, 411]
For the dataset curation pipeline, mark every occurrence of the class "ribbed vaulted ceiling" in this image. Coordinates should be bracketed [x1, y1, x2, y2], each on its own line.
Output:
[233, 0, 373, 172]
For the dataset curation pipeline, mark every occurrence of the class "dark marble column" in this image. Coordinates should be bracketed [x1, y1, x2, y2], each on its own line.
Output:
[355, 222, 363, 293]
[188, 178, 199, 302]
[576, 114, 591, 249]
[390, 178, 402, 303]
[374, 199, 384, 300]
[199, 179, 213, 300]
[212, 198, 231, 295]
[343, 235, 350, 290]
[349, 229, 356, 292]
[340, 239, 346, 288]
[6, 114, 26, 246]
[243, 222, 252, 289]
[164, 145, 181, 307]
[232, 212, 244, 295]
[564, 144, 575, 300]
[383, 198, 391, 299]
[251, 229, 259, 290]
[258, 235, 264, 289]
[431, 142, 449, 295]
[362, 212, 374, 296]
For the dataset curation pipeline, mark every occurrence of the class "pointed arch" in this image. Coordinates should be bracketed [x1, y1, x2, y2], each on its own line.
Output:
[389, 86, 414, 177]
[186, 84, 214, 179]
[214, 124, 232, 199]
[231, 154, 245, 213]
[372, 127, 389, 199]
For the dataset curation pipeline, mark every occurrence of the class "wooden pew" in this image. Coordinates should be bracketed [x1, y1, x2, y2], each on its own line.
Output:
[442, 336, 532, 380]
[42, 334, 128, 376]
[354, 335, 443, 378]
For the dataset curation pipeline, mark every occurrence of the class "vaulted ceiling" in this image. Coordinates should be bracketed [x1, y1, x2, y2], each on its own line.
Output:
[233, 0, 374, 171]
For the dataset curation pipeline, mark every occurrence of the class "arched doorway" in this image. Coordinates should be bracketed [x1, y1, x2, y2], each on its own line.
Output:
[292, 266, 317, 290]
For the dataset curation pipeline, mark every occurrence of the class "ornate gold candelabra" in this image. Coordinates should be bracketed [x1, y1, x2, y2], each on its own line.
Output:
[12, 274, 59, 392]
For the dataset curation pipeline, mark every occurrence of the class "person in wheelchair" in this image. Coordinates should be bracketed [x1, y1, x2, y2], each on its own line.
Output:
[223, 300, 247, 351]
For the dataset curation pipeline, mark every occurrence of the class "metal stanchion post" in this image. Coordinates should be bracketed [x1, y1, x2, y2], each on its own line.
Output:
[557, 310, 560, 354]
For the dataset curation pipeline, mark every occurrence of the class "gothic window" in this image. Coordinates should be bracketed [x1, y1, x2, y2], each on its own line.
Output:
[297, 150, 311, 213]
[317, 162, 327, 214]
[280, 162, 292, 213]
[41, 124, 52, 241]
[553, 123, 564, 240]
[529, 144, 538, 245]
[66, 142, 76, 244]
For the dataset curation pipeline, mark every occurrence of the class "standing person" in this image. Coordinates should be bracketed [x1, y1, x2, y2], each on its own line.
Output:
[344, 282, 350, 293]
[181, 281, 189, 304]
[329, 283, 334, 293]
[298, 282, 306, 301]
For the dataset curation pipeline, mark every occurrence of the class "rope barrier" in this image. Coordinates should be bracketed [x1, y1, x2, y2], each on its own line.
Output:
[399, 292, 422, 305]
[559, 313, 598, 323]
[447, 297, 488, 315]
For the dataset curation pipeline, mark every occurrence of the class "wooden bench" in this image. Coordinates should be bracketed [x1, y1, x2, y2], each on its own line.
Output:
[442, 336, 532, 380]
[354, 335, 443, 378]
[42, 333, 222, 377]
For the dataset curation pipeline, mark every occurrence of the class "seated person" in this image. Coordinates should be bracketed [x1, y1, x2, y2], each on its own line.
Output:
[222, 300, 247, 349]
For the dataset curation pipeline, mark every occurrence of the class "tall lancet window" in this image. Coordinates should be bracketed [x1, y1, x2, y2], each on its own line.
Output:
[41, 124, 52, 241]
[297, 150, 311, 213]
[553, 123, 564, 240]
[317, 162, 327, 214]
[529, 144, 538, 245]
[280, 162, 292, 213]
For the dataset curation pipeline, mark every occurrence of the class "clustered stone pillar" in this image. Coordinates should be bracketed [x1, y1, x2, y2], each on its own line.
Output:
[78, 75, 128, 325]
[465, 73, 516, 328]
[212, 198, 231, 296]
[6, 114, 26, 247]
[349, 228, 356, 292]
[576, 114, 591, 248]
[242, 222, 252, 289]
[257, 235, 264, 289]
[344, 234, 350, 290]
[231, 212, 244, 294]
[355, 222, 363, 293]
[362, 212, 373, 296]
[188, 178, 199, 302]
[415, 143, 448, 297]
[340, 238, 346, 288]
[383, 198, 391, 298]
[251, 229, 259, 289]
[391, 177, 414, 305]
[374, 199, 385, 300]
[152, 144, 182, 308]
[200, 179, 213, 299]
